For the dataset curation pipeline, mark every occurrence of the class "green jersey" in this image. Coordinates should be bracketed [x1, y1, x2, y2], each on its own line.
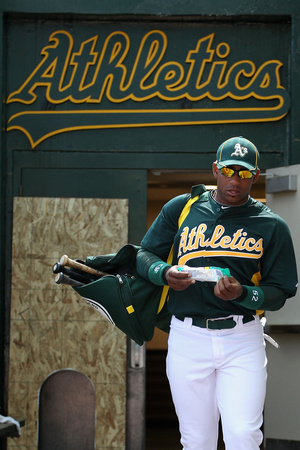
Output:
[138, 185, 298, 319]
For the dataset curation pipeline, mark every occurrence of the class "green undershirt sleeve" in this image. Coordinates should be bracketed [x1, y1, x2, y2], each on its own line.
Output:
[234, 285, 287, 311]
[136, 248, 171, 286]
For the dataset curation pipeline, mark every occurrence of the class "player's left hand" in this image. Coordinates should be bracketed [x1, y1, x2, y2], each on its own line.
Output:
[214, 276, 243, 301]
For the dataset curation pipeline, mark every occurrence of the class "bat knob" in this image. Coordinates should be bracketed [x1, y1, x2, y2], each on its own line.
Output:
[60, 255, 69, 266]
[52, 262, 62, 274]
[55, 273, 64, 284]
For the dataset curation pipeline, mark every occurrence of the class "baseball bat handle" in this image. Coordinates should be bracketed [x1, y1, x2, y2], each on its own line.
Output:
[55, 272, 84, 287]
[60, 255, 107, 278]
[52, 262, 92, 284]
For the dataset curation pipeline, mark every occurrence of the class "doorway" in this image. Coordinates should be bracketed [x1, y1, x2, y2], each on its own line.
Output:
[145, 169, 266, 450]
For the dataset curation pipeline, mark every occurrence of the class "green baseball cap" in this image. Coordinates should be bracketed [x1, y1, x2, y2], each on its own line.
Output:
[216, 137, 260, 173]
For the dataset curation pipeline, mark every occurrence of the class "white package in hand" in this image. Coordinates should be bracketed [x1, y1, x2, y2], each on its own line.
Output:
[178, 266, 231, 282]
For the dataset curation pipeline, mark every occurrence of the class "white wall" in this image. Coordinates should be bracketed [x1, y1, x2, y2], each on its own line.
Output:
[264, 334, 300, 442]
[264, 164, 300, 443]
[265, 164, 300, 325]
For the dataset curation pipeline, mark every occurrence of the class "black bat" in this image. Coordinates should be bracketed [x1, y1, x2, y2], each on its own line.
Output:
[52, 262, 92, 284]
[54, 272, 84, 287]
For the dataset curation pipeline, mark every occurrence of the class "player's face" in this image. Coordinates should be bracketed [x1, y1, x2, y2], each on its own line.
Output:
[212, 163, 260, 206]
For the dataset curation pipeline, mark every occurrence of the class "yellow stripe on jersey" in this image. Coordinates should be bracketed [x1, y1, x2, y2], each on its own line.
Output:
[157, 195, 200, 314]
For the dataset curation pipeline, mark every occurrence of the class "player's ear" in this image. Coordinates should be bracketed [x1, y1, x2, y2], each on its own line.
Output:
[252, 169, 260, 184]
[212, 162, 218, 179]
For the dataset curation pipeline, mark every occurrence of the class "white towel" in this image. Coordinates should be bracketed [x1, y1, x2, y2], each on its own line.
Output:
[0, 414, 21, 436]
[261, 317, 280, 348]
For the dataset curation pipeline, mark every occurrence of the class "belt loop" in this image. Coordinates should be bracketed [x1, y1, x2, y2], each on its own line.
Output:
[235, 315, 243, 326]
[184, 317, 193, 329]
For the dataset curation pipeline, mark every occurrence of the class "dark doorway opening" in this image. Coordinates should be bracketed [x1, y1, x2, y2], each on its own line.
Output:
[145, 170, 266, 450]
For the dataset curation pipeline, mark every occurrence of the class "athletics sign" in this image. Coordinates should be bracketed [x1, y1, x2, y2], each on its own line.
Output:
[7, 28, 290, 148]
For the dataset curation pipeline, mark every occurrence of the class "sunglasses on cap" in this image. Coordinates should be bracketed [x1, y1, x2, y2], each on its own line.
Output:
[219, 167, 254, 179]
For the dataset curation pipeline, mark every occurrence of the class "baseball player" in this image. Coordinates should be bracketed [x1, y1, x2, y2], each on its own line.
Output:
[136, 137, 298, 450]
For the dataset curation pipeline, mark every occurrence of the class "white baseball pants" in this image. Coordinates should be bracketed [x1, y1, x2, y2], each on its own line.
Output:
[166, 315, 267, 450]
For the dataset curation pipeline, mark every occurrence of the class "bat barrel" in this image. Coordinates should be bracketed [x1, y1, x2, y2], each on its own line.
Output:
[59, 255, 107, 277]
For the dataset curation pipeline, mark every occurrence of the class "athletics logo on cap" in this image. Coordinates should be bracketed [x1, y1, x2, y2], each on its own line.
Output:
[231, 143, 248, 158]
[216, 136, 260, 173]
